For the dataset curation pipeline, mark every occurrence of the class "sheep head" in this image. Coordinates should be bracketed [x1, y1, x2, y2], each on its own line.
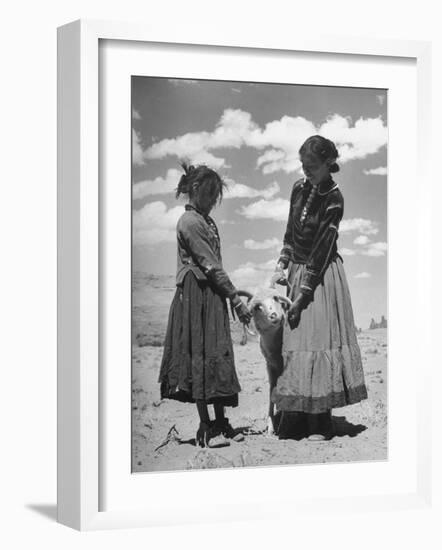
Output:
[237, 289, 292, 335]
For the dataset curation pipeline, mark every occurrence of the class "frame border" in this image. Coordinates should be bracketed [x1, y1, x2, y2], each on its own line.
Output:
[57, 19, 432, 530]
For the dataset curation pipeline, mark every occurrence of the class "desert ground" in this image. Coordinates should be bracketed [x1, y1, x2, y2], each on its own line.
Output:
[132, 273, 388, 473]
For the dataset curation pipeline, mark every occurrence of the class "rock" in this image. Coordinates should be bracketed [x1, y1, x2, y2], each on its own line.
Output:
[369, 316, 388, 330]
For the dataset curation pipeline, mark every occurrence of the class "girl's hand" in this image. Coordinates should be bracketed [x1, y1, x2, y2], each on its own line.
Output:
[287, 293, 310, 329]
[231, 296, 252, 325]
[287, 304, 302, 329]
[270, 262, 288, 287]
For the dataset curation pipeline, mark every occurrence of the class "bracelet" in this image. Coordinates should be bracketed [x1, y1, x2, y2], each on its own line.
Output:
[233, 301, 244, 310]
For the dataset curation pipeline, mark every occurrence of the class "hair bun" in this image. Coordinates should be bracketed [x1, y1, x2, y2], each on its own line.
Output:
[329, 162, 340, 173]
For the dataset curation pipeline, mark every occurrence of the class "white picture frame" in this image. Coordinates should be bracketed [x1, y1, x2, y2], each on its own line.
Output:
[57, 19, 432, 531]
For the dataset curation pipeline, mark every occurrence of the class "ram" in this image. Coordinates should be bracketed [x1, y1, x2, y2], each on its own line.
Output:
[237, 289, 292, 435]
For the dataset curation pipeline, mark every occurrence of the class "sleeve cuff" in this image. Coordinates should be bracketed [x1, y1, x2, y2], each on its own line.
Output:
[279, 244, 294, 262]
[277, 257, 289, 269]
[300, 269, 318, 296]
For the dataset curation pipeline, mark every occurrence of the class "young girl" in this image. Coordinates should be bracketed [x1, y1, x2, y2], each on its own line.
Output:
[158, 163, 251, 448]
[272, 136, 368, 441]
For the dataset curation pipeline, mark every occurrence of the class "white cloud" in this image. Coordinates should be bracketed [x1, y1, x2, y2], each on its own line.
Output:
[133, 130, 144, 166]
[133, 169, 182, 200]
[132, 109, 141, 120]
[146, 132, 227, 169]
[361, 241, 388, 257]
[244, 238, 281, 250]
[364, 166, 387, 176]
[340, 218, 379, 235]
[340, 241, 387, 258]
[318, 115, 387, 164]
[133, 171, 280, 201]
[355, 272, 371, 279]
[239, 198, 290, 221]
[145, 109, 255, 169]
[251, 113, 388, 174]
[353, 235, 370, 246]
[251, 116, 315, 174]
[351, 235, 387, 256]
[140, 108, 387, 175]
[224, 180, 280, 200]
[132, 201, 184, 246]
[231, 260, 276, 291]
[339, 248, 357, 256]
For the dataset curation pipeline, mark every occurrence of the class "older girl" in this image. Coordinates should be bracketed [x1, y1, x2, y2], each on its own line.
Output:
[272, 136, 368, 440]
[159, 163, 251, 448]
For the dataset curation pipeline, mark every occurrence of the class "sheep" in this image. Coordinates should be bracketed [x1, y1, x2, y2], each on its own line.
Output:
[236, 288, 292, 435]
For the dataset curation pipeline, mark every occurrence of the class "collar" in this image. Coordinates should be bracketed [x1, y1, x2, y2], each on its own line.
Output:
[185, 203, 216, 226]
[185, 203, 205, 216]
[303, 177, 338, 196]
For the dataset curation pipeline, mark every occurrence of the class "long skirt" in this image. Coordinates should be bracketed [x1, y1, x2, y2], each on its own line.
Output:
[158, 272, 240, 406]
[272, 258, 367, 414]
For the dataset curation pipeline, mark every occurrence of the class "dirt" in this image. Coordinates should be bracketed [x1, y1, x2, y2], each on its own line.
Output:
[131, 273, 387, 472]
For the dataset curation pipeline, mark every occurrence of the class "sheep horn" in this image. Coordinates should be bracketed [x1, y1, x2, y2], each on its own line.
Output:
[275, 295, 293, 310]
[236, 290, 254, 302]
[240, 322, 256, 345]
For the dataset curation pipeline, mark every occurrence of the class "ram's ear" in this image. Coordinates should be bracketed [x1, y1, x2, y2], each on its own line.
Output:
[275, 295, 293, 311]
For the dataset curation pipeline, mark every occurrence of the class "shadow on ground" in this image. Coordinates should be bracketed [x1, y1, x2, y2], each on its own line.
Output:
[277, 412, 367, 441]
[332, 415, 367, 438]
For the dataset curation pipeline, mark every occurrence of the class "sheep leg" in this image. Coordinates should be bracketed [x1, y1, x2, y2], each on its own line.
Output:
[266, 366, 278, 436]
[240, 324, 247, 345]
[267, 391, 275, 435]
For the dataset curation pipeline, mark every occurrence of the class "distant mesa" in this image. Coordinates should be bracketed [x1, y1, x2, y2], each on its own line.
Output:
[369, 315, 387, 330]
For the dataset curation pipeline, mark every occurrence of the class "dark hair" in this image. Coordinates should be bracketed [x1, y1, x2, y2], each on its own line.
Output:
[175, 162, 227, 204]
[299, 135, 340, 173]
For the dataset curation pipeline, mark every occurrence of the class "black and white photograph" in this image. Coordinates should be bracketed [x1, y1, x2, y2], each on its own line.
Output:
[131, 76, 388, 472]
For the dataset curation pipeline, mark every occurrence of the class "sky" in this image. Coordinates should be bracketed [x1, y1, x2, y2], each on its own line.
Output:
[132, 77, 388, 329]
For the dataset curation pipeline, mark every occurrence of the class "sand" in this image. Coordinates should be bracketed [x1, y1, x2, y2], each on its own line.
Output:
[131, 273, 387, 472]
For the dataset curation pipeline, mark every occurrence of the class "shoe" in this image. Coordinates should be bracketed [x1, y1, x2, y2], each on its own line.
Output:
[207, 432, 230, 448]
[215, 419, 245, 442]
[307, 411, 334, 441]
[307, 433, 327, 442]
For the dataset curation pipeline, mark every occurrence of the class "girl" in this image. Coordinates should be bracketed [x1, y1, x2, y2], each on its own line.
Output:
[271, 136, 368, 441]
[158, 163, 251, 448]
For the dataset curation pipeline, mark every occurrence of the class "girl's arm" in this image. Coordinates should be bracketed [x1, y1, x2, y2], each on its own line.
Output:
[179, 218, 238, 300]
[299, 194, 344, 299]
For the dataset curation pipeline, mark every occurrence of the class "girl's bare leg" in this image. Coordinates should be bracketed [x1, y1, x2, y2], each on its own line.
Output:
[213, 402, 225, 424]
[196, 400, 210, 447]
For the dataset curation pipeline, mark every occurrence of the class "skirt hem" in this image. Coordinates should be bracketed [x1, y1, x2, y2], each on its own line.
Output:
[272, 384, 368, 414]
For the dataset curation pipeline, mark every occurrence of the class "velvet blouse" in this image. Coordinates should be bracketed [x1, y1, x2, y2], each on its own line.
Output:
[278, 177, 344, 298]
